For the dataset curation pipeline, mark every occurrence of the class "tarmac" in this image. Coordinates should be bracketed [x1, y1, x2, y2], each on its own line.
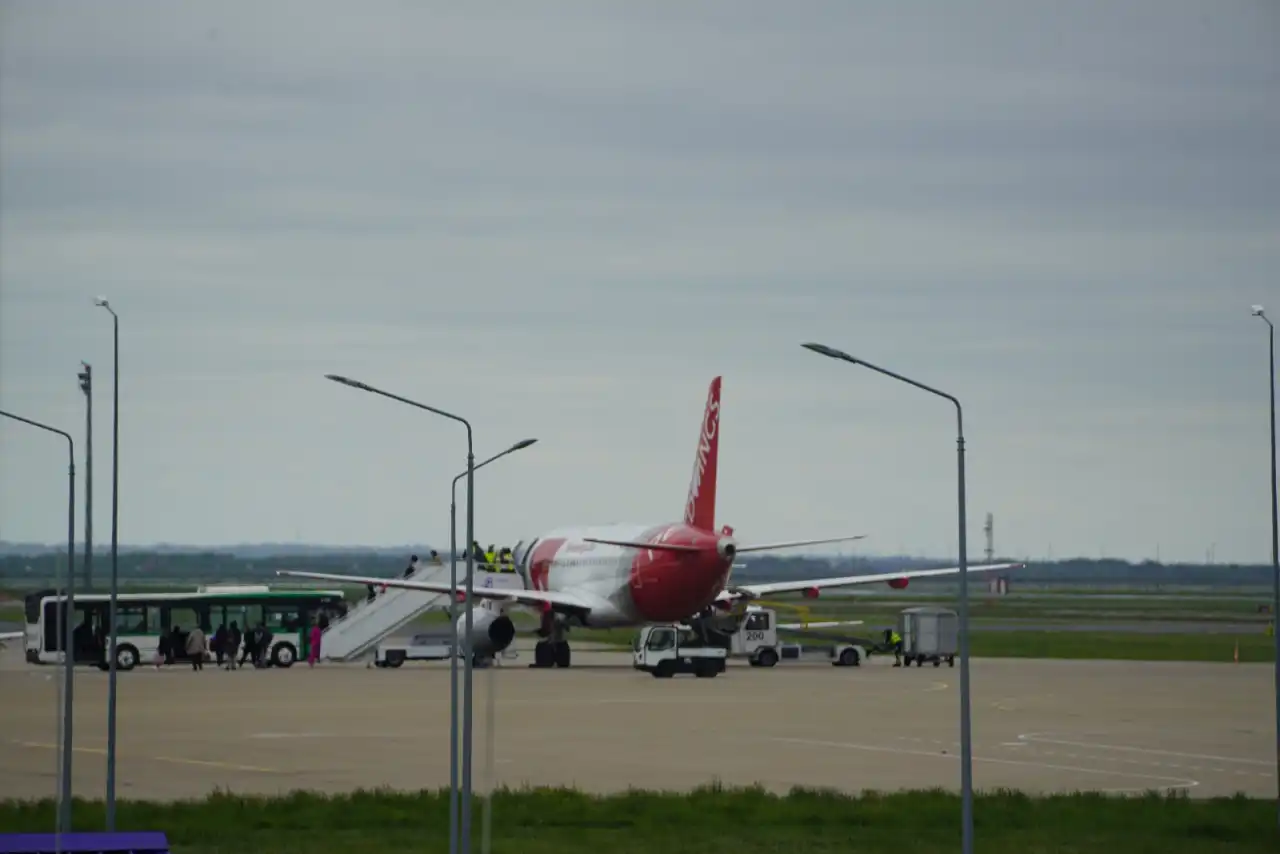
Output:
[0, 642, 1272, 803]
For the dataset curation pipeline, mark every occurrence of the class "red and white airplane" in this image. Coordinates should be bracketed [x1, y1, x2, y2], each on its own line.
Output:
[280, 376, 1021, 667]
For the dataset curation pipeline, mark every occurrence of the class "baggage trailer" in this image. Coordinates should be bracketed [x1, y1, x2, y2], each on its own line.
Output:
[898, 606, 959, 667]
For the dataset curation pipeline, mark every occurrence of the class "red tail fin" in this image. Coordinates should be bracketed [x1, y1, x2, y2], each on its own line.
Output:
[684, 376, 721, 531]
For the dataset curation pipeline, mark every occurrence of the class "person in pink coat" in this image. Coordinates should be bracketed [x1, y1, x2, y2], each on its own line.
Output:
[307, 620, 323, 667]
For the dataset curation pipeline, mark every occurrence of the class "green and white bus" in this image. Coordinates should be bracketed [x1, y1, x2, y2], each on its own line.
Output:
[22, 584, 348, 670]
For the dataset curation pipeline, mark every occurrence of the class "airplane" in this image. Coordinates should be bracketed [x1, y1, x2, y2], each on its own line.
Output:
[280, 375, 1022, 668]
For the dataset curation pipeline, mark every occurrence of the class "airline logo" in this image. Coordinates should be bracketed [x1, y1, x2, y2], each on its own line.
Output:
[528, 538, 566, 591]
[684, 385, 720, 526]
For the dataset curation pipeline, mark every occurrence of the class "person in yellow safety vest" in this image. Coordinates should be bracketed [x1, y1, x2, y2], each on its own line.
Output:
[499, 548, 515, 572]
[890, 629, 903, 667]
[484, 545, 497, 571]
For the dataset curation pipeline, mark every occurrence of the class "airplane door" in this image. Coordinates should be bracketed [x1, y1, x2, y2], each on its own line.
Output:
[513, 538, 537, 588]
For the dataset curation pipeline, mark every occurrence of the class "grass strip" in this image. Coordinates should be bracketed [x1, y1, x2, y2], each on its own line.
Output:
[0, 786, 1274, 854]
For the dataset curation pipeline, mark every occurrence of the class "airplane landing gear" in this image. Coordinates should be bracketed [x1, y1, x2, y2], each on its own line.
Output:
[531, 640, 571, 668]
[531, 615, 571, 668]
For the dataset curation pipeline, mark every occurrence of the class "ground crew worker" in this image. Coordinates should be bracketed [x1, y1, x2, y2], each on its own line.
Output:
[484, 544, 497, 571]
[890, 629, 903, 667]
[499, 548, 515, 572]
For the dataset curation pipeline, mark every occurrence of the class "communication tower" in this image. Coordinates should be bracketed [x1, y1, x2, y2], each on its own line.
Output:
[983, 512, 994, 563]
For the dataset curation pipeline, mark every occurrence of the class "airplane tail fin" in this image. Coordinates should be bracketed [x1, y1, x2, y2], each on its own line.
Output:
[684, 376, 721, 531]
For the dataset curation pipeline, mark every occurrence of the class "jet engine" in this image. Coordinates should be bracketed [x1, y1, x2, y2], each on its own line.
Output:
[887, 577, 910, 590]
[456, 609, 517, 657]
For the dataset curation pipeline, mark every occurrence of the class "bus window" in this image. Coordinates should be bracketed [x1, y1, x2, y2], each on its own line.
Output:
[72, 603, 104, 661]
[168, 607, 199, 633]
[265, 604, 302, 633]
[222, 604, 251, 632]
[43, 601, 63, 651]
[25, 590, 55, 625]
[115, 605, 147, 634]
[146, 606, 163, 634]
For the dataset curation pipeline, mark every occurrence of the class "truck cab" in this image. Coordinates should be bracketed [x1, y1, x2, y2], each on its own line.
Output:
[632, 624, 727, 678]
[730, 607, 783, 667]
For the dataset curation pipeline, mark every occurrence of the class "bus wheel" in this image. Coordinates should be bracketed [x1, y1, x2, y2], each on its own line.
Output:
[272, 642, 297, 668]
[115, 644, 139, 671]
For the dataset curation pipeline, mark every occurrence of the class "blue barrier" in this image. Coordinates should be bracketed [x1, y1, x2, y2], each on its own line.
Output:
[0, 832, 170, 853]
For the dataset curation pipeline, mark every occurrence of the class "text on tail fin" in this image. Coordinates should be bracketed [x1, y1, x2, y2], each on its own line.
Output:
[684, 376, 721, 531]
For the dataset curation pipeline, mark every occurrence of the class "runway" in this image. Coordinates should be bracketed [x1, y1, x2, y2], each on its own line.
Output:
[0, 645, 1271, 803]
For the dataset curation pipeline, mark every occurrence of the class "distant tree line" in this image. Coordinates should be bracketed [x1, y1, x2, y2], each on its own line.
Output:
[0, 548, 1272, 590]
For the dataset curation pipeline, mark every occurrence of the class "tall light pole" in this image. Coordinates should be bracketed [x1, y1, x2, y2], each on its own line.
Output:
[94, 295, 121, 829]
[77, 363, 93, 591]
[324, 374, 475, 854]
[1251, 304, 1279, 828]
[1, 409, 76, 833]
[801, 342, 975, 854]
[449, 438, 537, 854]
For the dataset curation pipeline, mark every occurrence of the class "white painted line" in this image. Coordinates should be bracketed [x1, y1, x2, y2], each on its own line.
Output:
[1016, 733, 1271, 768]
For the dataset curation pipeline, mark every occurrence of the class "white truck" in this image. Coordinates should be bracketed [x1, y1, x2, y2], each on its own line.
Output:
[732, 606, 869, 668]
[632, 625, 728, 678]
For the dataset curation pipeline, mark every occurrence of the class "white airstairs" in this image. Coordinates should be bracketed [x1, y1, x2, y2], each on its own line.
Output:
[319, 560, 458, 662]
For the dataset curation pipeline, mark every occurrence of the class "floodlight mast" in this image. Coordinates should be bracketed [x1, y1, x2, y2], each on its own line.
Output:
[1250, 305, 1280, 830]
[800, 342, 975, 854]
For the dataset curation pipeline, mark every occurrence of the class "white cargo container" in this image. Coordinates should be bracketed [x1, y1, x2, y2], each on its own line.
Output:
[897, 606, 958, 667]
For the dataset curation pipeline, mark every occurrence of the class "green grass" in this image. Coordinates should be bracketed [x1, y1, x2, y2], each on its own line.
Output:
[966, 630, 1275, 662]
[0, 787, 1273, 853]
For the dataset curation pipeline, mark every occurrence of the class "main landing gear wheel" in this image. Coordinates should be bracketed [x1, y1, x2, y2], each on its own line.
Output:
[531, 640, 571, 668]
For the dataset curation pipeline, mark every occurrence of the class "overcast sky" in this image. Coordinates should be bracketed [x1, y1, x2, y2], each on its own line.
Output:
[2, 1, 1278, 564]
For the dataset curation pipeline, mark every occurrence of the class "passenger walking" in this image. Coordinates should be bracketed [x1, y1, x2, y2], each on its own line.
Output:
[308, 620, 323, 668]
[225, 621, 242, 670]
[213, 624, 227, 667]
[186, 625, 208, 671]
[238, 626, 257, 668]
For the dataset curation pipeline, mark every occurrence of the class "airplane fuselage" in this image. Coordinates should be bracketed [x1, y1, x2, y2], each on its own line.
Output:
[513, 523, 735, 628]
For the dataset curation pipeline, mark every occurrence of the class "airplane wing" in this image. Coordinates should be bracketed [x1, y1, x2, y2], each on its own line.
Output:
[0, 631, 22, 648]
[275, 570, 594, 613]
[736, 534, 867, 554]
[716, 562, 1024, 603]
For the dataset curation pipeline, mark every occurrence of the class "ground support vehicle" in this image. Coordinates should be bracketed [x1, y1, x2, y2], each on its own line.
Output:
[898, 606, 959, 667]
[632, 625, 727, 678]
[372, 631, 513, 668]
[730, 607, 867, 667]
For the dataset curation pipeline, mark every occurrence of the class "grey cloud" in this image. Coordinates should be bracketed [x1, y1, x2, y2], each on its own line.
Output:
[2, 1, 1278, 561]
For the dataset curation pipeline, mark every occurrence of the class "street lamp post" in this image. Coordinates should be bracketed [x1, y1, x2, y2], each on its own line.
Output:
[449, 438, 537, 854]
[324, 374, 475, 854]
[1251, 304, 1280, 828]
[1, 409, 76, 833]
[94, 296, 122, 829]
[801, 342, 975, 854]
[77, 363, 92, 592]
